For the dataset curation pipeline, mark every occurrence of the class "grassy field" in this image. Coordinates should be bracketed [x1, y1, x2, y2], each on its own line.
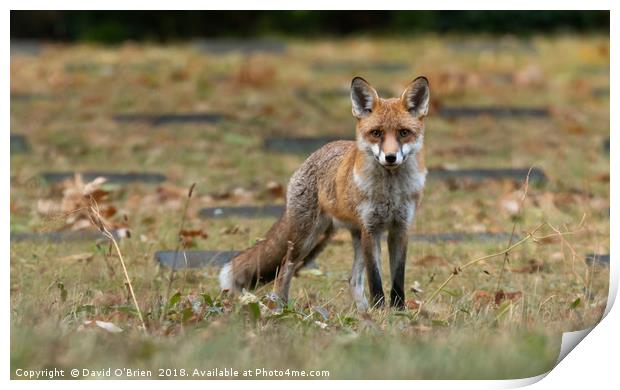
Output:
[10, 35, 609, 379]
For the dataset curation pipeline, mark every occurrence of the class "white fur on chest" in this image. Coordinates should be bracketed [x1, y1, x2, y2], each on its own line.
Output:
[353, 158, 426, 231]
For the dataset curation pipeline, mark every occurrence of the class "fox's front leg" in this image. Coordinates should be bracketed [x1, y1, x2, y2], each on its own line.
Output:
[361, 229, 385, 308]
[350, 230, 369, 311]
[388, 225, 408, 309]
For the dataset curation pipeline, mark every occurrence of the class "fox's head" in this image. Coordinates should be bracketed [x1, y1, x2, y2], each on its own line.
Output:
[350, 76, 430, 169]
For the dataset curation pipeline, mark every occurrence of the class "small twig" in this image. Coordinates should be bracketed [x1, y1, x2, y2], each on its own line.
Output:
[495, 167, 533, 292]
[545, 220, 586, 287]
[164, 183, 196, 301]
[96, 242, 117, 278]
[415, 223, 546, 319]
[88, 198, 147, 335]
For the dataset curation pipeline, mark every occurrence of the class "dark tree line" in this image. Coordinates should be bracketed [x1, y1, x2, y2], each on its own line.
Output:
[11, 11, 609, 43]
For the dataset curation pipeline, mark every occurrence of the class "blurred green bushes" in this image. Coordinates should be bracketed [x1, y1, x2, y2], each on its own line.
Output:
[11, 10, 609, 43]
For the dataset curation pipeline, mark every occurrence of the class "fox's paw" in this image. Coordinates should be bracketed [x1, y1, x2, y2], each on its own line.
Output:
[355, 298, 370, 313]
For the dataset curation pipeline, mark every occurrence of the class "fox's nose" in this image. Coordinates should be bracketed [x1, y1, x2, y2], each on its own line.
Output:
[385, 154, 397, 164]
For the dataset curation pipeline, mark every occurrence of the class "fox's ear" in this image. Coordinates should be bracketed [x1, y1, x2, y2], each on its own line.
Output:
[351, 77, 379, 119]
[401, 76, 430, 118]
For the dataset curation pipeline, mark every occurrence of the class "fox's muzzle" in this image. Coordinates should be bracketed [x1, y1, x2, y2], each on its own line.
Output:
[378, 150, 404, 169]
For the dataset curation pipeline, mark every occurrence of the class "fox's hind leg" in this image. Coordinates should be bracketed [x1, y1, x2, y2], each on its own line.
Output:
[350, 230, 369, 311]
[295, 223, 334, 273]
[274, 215, 332, 303]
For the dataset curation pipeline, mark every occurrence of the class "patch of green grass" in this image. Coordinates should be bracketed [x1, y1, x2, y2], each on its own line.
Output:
[10, 35, 609, 379]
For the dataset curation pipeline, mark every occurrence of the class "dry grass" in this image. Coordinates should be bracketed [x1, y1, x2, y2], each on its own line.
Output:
[10, 35, 609, 379]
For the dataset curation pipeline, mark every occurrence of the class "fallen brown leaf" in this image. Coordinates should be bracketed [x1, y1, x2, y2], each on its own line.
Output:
[413, 255, 450, 267]
[179, 229, 208, 246]
[511, 259, 544, 273]
[58, 252, 94, 264]
[494, 290, 523, 305]
[265, 181, 285, 199]
[406, 299, 421, 310]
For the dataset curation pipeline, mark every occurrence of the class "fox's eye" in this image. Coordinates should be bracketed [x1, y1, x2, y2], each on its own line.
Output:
[370, 129, 383, 138]
[399, 129, 412, 137]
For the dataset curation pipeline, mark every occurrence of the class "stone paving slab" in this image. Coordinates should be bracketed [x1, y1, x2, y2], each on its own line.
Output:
[113, 112, 223, 126]
[10, 92, 53, 102]
[154, 250, 321, 270]
[41, 172, 167, 184]
[585, 254, 610, 266]
[10, 134, 30, 154]
[438, 106, 549, 119]
[409, 232, 520, 242]
[264, 136, 350, 154]
[10, 230, 119, 242]
[445, 40, 537, 53]
[592, 87, 609, 97]
[294, 88, 549, 119]
[195, 39, 286, 54]
[10, 40, 42, 56]
[312, 61, 409, 72]
[155, 250, 240, 269]
[429, 167, 547, 185]
[199, 205, 285, 219]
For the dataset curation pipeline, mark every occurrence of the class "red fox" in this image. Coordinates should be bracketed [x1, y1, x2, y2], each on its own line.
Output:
[220, 76, 430, 310]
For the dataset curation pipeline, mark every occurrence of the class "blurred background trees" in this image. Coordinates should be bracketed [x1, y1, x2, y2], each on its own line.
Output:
[11, 10, 609, 44]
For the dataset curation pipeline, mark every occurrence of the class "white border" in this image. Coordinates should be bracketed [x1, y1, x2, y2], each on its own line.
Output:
[4, 3, 616, 389]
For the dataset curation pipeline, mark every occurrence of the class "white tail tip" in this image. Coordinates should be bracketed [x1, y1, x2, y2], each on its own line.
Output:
[219, 262, 234, 291]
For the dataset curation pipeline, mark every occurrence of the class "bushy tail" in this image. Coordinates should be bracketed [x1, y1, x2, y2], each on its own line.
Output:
[219, 216, 290, 291]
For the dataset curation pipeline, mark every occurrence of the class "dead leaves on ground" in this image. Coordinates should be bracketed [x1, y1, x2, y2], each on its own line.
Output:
[36, 174, 124, 232]
[179, 229, 208, 247]
[234, 57, 276, 88]
[413, 255, 450, 267]
[34, 176, 288, 239]
[202, 181, 286, 204]
[493, 290, 523, 305]
[57, 252, 94, 264]
[511, 259, 545, 274]
[428, 64, 546, 99]
[474, 289, 523, 306]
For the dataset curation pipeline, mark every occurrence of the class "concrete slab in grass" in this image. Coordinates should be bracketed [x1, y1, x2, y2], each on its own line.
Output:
[10, 230, 119, 243]
[154, 233, 519, 270]
[300, 87, 395, 99]
[410, 232, 520, 243]
[592, 88, 609, 98]
[41, 172, 167, 185]
[438, 106, 549, 119]
[155, 250, 240, 269]
[446, 40, 537, 53]
[10, 40, 42, 56]
[294, 89, 549, 120]
[10, 134, 30, 154]
[264, 136, 351, 154]
[195, 39, 286, 54]
[312, 61, 409, 72]
[585, 254, 610, 266]
[155, 250, 321, 270]
[11, 92, 53, 102]
[429, 167, 547, 185]
[113, 112, 223, 126]
[200, 205, 285, 219]
[577, 65, 610, 76]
